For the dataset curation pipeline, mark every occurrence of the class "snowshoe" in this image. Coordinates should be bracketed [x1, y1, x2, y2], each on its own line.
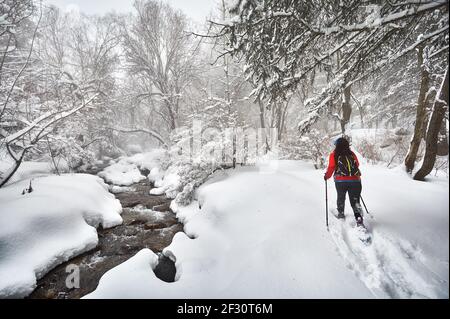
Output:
[355, 217, 371, 245]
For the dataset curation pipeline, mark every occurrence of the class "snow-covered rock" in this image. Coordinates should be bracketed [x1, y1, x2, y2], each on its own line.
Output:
[98, 161, 146, 186]
[98, 150, 168, 186]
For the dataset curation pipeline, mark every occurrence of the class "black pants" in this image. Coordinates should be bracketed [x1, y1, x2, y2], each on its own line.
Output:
[335, 181, 363, 218]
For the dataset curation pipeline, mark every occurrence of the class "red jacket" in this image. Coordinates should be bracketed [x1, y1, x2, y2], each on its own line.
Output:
[324, 151, 361, 181]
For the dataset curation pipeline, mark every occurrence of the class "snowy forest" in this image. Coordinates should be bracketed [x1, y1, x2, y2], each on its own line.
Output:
[0, 0, 448, 300]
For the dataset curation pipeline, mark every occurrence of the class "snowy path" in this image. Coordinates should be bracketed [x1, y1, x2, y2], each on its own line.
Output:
[329, 216, 446, 298]
[284, 161, 449, 298]
[86, 160, 448, 298]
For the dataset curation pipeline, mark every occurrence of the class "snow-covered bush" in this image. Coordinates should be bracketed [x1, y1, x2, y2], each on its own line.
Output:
[281, 129, 331, 169]
[352, 129, 412, 167]
[47, 135, 96, 171]
[433, 156, 449, 177]
[173, 161, 222, 205]
[354, 138, 382, 164]
[151, 124, 248, 206]
[126, 144, 143, 155]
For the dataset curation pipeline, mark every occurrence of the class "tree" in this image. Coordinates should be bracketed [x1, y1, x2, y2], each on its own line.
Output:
[0, 2, 111, 186]
[404, 46, 432, 173]
[414, 66, 449, 181]
[120, 0, 199, 132]
[32, 7, 122, 164]
[215, 1, 447, 127]
[213, 0, 448, 176]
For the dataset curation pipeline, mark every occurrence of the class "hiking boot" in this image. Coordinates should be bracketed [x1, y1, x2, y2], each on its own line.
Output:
[337, 211, 345, 219]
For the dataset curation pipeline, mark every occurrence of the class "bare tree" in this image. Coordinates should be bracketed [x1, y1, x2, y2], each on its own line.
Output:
[120, 0, 198, 132]
[0, 2, 111, 186]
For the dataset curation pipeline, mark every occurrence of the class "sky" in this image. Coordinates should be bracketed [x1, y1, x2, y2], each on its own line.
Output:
[46, 0, 218, 22]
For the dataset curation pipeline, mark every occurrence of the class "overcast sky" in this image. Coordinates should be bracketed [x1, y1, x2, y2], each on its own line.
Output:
[46, 0, 218, 22]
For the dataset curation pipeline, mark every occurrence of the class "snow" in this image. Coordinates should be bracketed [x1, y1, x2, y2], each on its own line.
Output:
[149, 169, 180, 197]
[98, 161, 146, 186]
[0, 150, 70, 186]
[124, 149, 167, 171]
[85, 249, 161, 299]
[318, 2, 445, 35]
[4, 95, 98, 144]
[0, 174, 122, 298]
[129, 205, 166, 220]
[86, 160, 448, 299]
[98, 149, 180, 197]
[109, 185, 133, 194]
[343, 165, 449, 298]
[347, 128, 391, 144]
[0, 161, 53, 184]
[148, 167, 164, 184]
[98, 150, 167, 186]
[0, 14, 7, 25]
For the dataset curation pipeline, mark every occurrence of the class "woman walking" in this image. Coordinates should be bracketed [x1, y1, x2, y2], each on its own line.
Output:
[324, 137, 364, 227]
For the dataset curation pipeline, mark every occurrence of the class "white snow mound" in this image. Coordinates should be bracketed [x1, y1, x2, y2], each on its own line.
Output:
[0, 174, 123, 298]
[98, 161, 145, 186]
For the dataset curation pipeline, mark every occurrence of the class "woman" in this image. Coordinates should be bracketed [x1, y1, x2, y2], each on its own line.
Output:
[324, 137, 364, 227]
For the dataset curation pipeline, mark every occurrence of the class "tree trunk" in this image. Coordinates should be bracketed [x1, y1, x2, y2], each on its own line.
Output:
[340, 85, 352, 134]
[405, 46, 430, 173]
[276, 102, 282, 140]
[0, 148, 27, 188]
[414, 67, 449, 181]
[257, 97, 270, 150]
[257, 97, 265, 129]
[359, 107, 364, 128]
[436, 117, 449, 156]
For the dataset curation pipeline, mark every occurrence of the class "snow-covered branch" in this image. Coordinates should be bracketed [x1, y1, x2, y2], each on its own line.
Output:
[108, 126, 168, 148]
[4, 94, 98, 145]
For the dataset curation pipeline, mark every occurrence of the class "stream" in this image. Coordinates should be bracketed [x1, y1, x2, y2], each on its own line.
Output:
[28, 163, 183, 299]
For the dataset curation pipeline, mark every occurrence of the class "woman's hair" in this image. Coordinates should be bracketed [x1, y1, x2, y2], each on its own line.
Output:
[334, 137, 352, 162]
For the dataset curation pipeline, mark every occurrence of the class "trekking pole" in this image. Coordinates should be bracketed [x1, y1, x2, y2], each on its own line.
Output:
[325, 179, 329, 229]
[360, 195, 372, 218]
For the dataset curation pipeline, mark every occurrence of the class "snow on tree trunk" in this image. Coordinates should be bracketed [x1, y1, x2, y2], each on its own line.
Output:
[414, 67, 449, 181]
[340, 85, 352, 135]
[405, 46, 431, 173]
[436, 117, 449, 156]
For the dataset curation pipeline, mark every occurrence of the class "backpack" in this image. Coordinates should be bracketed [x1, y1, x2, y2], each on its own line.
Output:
[335, 153, 361, 177]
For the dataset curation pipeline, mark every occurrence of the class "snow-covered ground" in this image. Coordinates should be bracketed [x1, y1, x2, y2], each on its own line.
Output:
[86, 160, 449, 299]
[1, 149, 447, 299]
[0, 174, 122, 298]
[0, 161, 63, 185]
